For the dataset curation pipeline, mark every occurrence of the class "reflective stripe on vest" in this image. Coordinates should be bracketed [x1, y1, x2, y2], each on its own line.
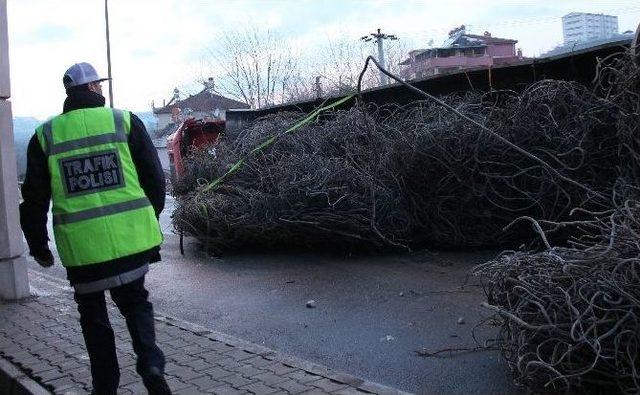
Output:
[41, 109, 127, 156]
[36, 107, 163, 267]
[73, 264, 149, 294]
[53, 197, 151, 225]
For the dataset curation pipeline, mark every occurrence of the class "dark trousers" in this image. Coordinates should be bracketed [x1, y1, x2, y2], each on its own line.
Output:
[73, 276, 165, 394]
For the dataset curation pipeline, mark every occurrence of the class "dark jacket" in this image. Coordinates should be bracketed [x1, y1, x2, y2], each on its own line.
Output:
[20, 91, 166, 285]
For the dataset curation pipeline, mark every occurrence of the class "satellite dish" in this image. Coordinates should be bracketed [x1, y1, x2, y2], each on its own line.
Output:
[213, 108, 221, 118]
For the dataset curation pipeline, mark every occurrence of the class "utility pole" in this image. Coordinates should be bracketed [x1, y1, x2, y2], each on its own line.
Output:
[104, 0, 114, 107]
[361, 28, 398, 85]
[315, 76, 323, 99]
[0, 0, 30, 300]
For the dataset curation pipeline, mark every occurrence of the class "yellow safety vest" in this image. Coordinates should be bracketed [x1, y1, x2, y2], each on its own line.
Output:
[35, 107, 163, 267]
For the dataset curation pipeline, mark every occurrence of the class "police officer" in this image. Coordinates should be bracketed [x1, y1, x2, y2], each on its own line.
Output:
[20, 62, 171, 395]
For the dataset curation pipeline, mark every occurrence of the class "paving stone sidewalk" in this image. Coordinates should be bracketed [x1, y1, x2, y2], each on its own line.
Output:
[0, 272, 410, 395]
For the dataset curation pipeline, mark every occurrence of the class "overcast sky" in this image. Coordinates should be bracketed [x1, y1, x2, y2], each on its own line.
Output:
[6, 0, 640, 119]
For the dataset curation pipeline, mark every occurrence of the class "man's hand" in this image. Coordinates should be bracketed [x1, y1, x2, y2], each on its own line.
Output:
[33, 249, 54, 268]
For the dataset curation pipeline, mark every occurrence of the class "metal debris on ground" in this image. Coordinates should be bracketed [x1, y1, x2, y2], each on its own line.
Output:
[474, 51, 640, 394]
[172, 49, 640, 393]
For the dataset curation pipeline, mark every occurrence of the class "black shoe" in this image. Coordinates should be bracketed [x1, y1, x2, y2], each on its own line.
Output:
[142, 367, 172, 395]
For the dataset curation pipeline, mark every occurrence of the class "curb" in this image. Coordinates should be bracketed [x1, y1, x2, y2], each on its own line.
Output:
[3, 268, 413, 395]
[0, 356, 50, 395]
[1, 313, 413, 395]
[155, 314, 414, 395]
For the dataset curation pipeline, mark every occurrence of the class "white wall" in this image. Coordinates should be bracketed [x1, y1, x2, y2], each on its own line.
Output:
[0, 0, 30, 299]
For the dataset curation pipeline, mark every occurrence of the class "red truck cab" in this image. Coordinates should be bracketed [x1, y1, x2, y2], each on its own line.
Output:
[167, 118, 224, 179]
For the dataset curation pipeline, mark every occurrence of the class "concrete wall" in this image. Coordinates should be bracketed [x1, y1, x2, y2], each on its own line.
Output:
[0, 101, 23, 258]
[0, 0, 30, 299]
[0, 0, 9, 99]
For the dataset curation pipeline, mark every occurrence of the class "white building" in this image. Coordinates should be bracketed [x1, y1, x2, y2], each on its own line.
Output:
[562, 12, 618, 44]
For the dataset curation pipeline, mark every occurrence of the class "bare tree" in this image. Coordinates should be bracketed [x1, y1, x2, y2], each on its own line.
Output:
[382, 39, 411, 82]
[308, 35, 411, 97]
[205, 28, 299, 109]
[317, 37, 373, 93]
[281, 72, 317, 103]
[202, 28, 412, 106]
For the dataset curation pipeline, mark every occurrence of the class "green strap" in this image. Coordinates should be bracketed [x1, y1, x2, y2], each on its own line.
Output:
[202, 94, 355, 192]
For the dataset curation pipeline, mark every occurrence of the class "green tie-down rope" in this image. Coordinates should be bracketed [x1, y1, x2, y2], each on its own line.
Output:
[200, 94, 355, 193]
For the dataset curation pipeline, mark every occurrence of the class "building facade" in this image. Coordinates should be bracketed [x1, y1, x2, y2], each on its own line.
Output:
[153, 79, 250, 134]
[400, 26, 523, 80]
[562, 12, 618, 43]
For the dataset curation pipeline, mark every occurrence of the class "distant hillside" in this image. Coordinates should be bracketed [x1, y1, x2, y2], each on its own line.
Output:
[13, 117, 40, 180]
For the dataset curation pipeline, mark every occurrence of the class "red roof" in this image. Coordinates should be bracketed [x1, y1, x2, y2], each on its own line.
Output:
[153, 89, 250, 114]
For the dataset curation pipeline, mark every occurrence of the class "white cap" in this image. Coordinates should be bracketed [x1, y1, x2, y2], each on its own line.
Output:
[63, 62, 109, 88]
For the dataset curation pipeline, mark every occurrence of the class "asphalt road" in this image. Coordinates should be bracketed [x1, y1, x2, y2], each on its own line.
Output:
[29, 197, 519, 395]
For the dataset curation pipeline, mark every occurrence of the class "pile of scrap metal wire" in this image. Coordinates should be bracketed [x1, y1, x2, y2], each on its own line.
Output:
[474, 51, 640, 393]
[172, 48, 640, 393]
[172, 78, 619, 252]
